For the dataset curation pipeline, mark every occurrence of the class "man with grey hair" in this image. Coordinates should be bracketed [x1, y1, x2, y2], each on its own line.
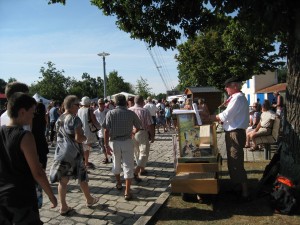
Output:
[102, 94, 142, 200]
[210, 77, 250, 202]
[129, 95, 154, 180]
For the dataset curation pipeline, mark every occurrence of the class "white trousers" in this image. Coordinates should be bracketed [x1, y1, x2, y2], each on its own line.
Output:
[109, 139, 134, 179]
[133, 130, 150, 168]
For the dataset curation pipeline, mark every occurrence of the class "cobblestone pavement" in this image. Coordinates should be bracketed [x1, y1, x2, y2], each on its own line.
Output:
[40, 131, 176, 225]
[39, 129, 267, 224]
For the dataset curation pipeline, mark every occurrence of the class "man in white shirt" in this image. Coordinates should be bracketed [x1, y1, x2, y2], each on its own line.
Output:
[94, 98, 110, 164]
[210, 77, 250, 202]
[144, 97, 158, 135]
[0, 82, 30, 130]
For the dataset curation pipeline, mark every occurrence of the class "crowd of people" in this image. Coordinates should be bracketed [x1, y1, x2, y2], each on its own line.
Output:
[0, 81, 285, 223]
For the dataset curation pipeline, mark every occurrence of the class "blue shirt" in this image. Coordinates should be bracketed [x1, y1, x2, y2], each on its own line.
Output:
[49, 107, 59, 122]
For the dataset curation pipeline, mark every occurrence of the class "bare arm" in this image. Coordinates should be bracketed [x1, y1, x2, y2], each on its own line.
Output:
[74, 124, 87, 143]
[210, 114, 220, 122]
[20, 133, 57, 208]
[90, 109, 101, 129]
[104, 128, 112, 155]
[254, 122, 261, 132]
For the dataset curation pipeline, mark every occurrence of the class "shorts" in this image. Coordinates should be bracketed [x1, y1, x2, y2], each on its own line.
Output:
[256, 127, 272, 136]
[156, 116, 166, 125]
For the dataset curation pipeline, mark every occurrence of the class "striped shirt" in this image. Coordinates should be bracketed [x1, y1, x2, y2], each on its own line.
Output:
[129, 104, 153, 132]
[102, 106, 142, 141]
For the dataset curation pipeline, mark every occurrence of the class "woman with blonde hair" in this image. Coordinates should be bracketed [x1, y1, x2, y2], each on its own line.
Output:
[184, 98, 193, 110]
[49, 95, 99, 216]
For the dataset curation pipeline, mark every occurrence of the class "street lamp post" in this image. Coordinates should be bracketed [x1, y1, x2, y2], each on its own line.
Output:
[97, 52, 110, 98]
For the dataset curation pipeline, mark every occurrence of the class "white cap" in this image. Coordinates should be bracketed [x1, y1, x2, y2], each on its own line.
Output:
[80, 96, 91, 106]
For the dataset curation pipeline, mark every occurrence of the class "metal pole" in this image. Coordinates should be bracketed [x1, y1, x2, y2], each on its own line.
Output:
[97, 52, 110, 98]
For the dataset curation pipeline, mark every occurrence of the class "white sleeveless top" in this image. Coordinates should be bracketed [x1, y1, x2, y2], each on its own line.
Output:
[77, 107, 97, 144]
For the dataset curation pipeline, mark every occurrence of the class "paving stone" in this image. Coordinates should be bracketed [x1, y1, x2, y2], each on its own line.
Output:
[39, 130, 266, 224]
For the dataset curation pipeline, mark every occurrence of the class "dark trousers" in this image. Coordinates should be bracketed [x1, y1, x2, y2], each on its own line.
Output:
[225, 129, 247, 184]
[50, 121, 56, 142]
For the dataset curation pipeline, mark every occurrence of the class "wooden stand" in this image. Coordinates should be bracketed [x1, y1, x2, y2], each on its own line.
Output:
[171, 123, 221, 194]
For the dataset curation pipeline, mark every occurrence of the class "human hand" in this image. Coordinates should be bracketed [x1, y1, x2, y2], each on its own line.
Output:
[106, 145, 113, 156]
[49, 195, 58, 208]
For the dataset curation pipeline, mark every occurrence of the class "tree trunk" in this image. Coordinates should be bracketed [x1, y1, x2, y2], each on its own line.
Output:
[280, 4, 300, 182]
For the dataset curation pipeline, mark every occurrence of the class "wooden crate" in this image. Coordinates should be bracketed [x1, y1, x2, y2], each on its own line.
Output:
[176, 162, 220, 174]
[171, 154, 221, 194]
[171, 171, 219, 194]
[171, 117, 220, 194]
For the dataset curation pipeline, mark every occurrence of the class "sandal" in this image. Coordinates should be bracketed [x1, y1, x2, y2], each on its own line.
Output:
[124, 193, 132, 201]
[102, 158, 109, 164]
[86, 163, 95, 169]
[116, 183, 123, 190]
[60, 207, 74, 216]
[86, 197, 99, 207]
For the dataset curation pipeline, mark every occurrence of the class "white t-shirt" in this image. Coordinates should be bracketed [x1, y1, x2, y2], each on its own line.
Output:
[94, 108, 109, 138]
[218, 92, 249, 131]
[144, 102, 158, 117]
[260, 110, 276, 128]
[0, 111, 10, 126]
[0, 110, 31, 130]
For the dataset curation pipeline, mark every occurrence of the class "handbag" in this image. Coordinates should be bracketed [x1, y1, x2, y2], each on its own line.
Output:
[88, 108, 100, 133]
[53, 115, 82, 162]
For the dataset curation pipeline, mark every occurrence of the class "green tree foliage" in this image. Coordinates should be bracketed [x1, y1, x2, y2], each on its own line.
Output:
[68, 73, 103, 99]
[277, 65, 287, 83]
[0, 79, 7, 93]
[7, 78, 17, 83]
[49, 0, 300, 181]
[30, 61, 70, 102]
[135, 76, 152, 99]
[176, 17, 283, 90]
[156, 93, 167, 101]
[106, 70, 133, 96]
[28, 63, 100, 100]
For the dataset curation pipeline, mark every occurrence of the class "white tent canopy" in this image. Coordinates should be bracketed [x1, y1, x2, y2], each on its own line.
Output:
[33, 93, 51, 107]
[110, 92, 136, 100]
[167, 95, 186, 103]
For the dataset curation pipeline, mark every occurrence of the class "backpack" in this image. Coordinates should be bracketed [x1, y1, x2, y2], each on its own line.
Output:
[270, 175, 298, 214]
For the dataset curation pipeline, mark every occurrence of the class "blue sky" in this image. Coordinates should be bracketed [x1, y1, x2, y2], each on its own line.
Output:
[0, 0, 179, 94]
